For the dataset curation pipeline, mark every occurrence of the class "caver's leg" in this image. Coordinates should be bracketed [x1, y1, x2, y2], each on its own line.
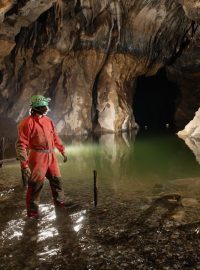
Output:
[26, 181, 44, 217]
[27, 152, 48, 217]
[47, 153, 78, 209]
[46, 169, 65, 206]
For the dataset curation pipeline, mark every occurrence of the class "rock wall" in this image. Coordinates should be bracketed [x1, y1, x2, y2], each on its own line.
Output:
[167, 26, 200, 129]
[0, 0, 200, 135]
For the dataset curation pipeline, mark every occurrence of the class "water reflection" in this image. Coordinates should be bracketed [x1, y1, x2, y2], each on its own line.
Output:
[61, 132, 200, 197]
[184, 137, 200, 165]
[97, 133, 132, 185]
[0, 202, 87, 268]
[70, 210, 87, 232]
[38, 204, 58, 242]
[0, 188, 14, 198]
[1, 216, 25, 244]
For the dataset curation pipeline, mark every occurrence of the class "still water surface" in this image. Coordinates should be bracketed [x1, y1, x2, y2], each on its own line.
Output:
[2, 131, 200, 199]
[60, 132, 200, 197]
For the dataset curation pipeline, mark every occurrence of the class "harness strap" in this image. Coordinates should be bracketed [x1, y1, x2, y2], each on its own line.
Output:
[30, 148, 55, 153]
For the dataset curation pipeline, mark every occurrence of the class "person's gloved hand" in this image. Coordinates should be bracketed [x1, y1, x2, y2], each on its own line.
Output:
[22, 167, 31, 177]
[21, 167, 31, 187]
[62, 154, 68, 163]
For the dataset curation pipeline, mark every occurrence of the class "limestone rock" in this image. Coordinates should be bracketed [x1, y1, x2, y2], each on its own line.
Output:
[177, 108, 200, 138]
[0, 0, 200, 135]
[179, 0, 200, 22]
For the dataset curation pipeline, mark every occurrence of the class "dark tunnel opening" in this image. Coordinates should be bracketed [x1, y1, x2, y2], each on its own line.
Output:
[133, 68, 180, 133]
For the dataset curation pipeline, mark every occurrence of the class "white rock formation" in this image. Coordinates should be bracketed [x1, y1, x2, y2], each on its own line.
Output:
[177, 108, 200, 164]
[177, 108, 200, 139]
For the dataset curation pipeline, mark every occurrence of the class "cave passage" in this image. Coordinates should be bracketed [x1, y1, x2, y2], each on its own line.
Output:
[133, 68, 180, 132]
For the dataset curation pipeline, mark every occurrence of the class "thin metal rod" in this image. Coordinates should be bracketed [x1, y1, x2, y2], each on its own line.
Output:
[93, 170, 98, 207]
[0, 137, 5, 168]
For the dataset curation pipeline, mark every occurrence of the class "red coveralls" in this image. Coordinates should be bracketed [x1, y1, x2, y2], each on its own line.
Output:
[16, 115, 66, 216]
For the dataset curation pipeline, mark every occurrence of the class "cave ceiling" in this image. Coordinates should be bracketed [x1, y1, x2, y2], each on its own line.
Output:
[0, 0, 199, 135]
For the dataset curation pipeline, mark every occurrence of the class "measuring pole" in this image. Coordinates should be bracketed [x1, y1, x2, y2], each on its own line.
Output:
[93, 170, 98, 207]
[0, 137, 5, 168]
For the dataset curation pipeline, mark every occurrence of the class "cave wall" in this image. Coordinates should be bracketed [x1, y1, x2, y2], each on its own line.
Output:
[167, 26, 200, 129]
[0, 0, 200, 135]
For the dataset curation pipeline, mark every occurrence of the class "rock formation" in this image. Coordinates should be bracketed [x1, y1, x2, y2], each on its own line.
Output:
[177, 106, 200, 165]
[0, 0, 199, 135]
[178, 108, 200, 139]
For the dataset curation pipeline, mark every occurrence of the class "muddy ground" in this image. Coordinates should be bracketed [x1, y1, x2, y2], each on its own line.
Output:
[0, 162, 200, 270]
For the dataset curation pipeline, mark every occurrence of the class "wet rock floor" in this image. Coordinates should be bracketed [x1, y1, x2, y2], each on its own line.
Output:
[0, 165, 200, 270]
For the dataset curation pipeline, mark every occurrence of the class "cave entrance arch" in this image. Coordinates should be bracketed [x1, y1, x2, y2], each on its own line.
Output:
[133, 68, 180, 132]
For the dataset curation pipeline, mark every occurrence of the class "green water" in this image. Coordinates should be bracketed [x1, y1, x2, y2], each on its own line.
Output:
[57, 132, 200, 200]
[2, 132, 200, 195]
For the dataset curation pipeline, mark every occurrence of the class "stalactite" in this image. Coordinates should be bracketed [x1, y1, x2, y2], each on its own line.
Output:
[109, 0, 122, 46]
[45, 12, 53, 47]
[0, 69, 8, 91]
[29, 22, 38, 50]
[16, 28, 29, 55]
[55, 0, 63, 33]
[80, 0, 92, 27]
[90, 0, 94, 22]
[75, 0, 122, 46]
[169, 21, 199, 65]
[0, 0, 200, 135]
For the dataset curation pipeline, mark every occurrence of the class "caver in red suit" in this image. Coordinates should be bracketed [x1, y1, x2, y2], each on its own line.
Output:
[16, 95, 67, 218]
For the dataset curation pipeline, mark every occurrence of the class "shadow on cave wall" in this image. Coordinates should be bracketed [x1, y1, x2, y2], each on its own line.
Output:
[133, 68, 180, 133]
